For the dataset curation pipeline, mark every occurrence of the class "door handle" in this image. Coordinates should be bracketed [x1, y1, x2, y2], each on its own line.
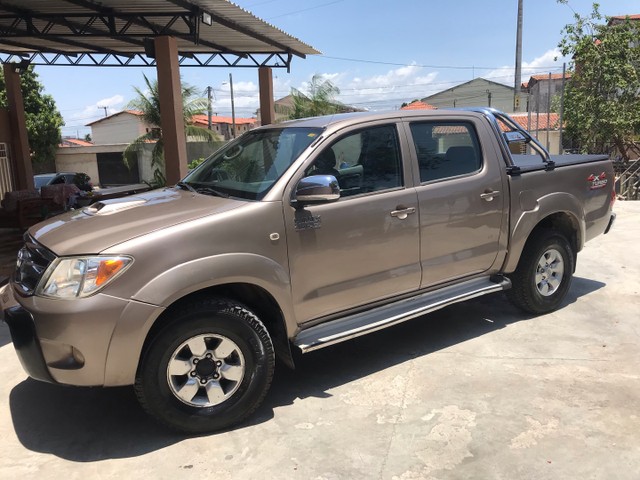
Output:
[390, 206, 416, 219]
[480, 190, 501, 202]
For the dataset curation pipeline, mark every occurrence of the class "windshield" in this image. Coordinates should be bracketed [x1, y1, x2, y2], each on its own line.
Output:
[184, 127, 323, 200]
[34, 174, 56, 189]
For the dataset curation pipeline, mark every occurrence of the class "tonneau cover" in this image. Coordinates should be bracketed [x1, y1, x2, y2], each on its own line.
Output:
[510, 154, 609, 173]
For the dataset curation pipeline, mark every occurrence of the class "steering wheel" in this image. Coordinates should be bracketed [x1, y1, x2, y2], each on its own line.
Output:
[223, 145, 243, 160]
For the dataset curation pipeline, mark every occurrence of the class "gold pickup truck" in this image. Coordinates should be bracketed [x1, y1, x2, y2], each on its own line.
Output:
[1, 109, 616, 433]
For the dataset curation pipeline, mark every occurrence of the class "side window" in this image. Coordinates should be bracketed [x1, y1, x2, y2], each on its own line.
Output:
[307, 124, 403, 197]
[410, 122, 482, 183]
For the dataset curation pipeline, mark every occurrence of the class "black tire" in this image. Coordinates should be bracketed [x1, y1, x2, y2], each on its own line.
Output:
[134, 298, 275, 433]
[507, 229, 575, 314]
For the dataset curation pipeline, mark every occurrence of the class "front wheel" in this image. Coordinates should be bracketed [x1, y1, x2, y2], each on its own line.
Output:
[507, 230, 575, 314]
[134, 298, 275, 433]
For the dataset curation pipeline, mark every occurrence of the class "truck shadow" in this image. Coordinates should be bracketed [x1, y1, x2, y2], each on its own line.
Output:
[8, 276, 604, 461]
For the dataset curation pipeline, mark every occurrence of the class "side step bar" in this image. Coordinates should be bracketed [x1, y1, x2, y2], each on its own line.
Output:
[294, 275, 511, 353]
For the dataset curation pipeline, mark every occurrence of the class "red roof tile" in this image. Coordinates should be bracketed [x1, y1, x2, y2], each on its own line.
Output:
[59, 138, 93, 147]
[401, 101, 437, 111]
[504, 113, 561, 131]
[610, 14, 640, 20]
[85, 109, 144, 126]
[191, 114, 257, 126]
[529, 73, 571, 81]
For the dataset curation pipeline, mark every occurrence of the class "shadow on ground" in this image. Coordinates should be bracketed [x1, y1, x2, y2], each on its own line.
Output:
[8, 277, 604, 462]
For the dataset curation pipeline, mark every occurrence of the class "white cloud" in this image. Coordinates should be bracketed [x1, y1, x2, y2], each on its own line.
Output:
[484, 48, 567, 86]
[64, 94, 126, 129]
[338, 63, 440, 110]
[280, 64, 441, 112]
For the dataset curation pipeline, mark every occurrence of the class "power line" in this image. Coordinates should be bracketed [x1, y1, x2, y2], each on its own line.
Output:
[266, 0, 347, 20]
[317, 55, 565, 71]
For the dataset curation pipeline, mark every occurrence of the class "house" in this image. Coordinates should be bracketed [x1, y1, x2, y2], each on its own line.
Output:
[521, 73, 571, 114]
[86, 110, 152, 145]
[55, 110, 235, 186]
[608, 14, 640, 26]
[421, 78, 515, 112]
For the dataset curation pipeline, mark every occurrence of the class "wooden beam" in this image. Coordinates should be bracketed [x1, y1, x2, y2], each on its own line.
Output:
[154, 35, 187, 185]
[258, 66, 275, 125]
[3, 63, 33, 190]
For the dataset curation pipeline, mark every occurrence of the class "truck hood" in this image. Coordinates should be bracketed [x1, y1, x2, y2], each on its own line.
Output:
[29, 188, 245, 256]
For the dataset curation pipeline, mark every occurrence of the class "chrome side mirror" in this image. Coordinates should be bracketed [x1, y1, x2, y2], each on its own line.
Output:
[294, 175, 340, 205]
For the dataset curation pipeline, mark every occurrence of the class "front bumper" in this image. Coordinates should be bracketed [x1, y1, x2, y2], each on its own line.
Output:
[3, 305, 56, 383]
[1, 283, 164, 387]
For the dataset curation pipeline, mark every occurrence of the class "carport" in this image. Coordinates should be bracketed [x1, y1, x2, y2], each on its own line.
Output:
[0, 0, 319, 190]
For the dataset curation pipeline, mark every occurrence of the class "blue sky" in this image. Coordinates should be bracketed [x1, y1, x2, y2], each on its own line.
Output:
[31, 0, 640, 138]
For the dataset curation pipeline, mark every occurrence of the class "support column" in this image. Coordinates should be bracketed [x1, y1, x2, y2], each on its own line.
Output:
[258, 66, 275, 125]
[154, 36, 187, 185]
[3, 63, 33, 190]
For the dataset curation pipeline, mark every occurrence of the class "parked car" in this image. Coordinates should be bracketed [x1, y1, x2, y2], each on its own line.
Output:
[33, 172, 92, 191]
[2, 108, 616, 434]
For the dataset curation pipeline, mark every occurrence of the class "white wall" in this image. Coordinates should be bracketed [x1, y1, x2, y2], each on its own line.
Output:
[55, 144, 128, 185]
[91, 113, 152, 145]
[423, 78, 515, 112]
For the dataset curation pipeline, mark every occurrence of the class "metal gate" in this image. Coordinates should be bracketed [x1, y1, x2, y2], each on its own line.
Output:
[0, 142, 15, 200]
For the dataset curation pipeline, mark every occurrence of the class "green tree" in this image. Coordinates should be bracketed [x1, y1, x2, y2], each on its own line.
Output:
[124, 74, 221, 186]
[289, 74, 341, 119]
[0, 66, 64, 165]
[558, 3, 640, 159]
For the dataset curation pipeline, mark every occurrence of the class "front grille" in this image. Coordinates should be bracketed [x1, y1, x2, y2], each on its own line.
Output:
[13, 235, 56, 296]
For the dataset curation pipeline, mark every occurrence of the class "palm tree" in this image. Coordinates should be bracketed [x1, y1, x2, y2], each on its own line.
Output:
[124, 74, 221, 186]
[289, 74, 341, 119]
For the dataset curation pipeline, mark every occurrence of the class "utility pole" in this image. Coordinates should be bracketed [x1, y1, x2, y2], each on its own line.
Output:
[229, 73, 236, 139]
[206, 86, 213, 130]
[558, 63, 566, 154]
[513, 0, 524, 112]
[546, 72, 552, 152]
[98, 105, 108, 117]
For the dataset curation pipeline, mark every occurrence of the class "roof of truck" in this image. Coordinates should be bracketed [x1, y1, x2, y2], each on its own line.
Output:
[268, 108, 492, 131]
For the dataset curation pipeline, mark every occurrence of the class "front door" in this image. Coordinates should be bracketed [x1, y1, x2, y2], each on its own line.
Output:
[284, 123, 421, 324]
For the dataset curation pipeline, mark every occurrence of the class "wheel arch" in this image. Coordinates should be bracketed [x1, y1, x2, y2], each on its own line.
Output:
[104, 254, 298, 386]
[142, 283, 295, 370]
[504, 196, 584, 274]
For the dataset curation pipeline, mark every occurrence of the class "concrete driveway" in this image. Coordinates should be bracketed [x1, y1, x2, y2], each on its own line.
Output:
[1, 202, 638, 480]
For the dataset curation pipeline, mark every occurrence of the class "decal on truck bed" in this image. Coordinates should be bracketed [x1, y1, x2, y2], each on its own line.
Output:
[587, 172, 608, 190]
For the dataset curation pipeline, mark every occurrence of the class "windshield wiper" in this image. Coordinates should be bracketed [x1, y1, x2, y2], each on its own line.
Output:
[176, 181, 197, 194]
[195, 186, 230, 198]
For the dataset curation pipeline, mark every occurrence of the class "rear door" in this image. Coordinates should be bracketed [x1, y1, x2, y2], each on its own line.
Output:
[405, 117, 507, 287]
[284, 121, 421, 324]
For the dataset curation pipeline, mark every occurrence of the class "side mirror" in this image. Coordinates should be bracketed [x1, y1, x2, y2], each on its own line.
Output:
[294, 175, 340, 206]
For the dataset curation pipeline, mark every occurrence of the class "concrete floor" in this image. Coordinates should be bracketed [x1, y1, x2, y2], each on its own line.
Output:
[1, 202, 638, 479]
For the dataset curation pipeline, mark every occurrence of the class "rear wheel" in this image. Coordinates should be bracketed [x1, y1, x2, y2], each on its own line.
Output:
[507, 230, 574, 314]
[135, 298, 275, 433]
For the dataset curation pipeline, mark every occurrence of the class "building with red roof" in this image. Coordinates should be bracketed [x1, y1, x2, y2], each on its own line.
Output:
[400, 101, 437, 111]
[191, 114, 257, 140]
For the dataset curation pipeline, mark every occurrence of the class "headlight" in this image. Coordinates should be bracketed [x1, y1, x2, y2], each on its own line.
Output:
[37, 256, 133, 299]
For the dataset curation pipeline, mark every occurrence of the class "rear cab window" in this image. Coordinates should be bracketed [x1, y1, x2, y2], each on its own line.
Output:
[409, 121, 482, 183]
